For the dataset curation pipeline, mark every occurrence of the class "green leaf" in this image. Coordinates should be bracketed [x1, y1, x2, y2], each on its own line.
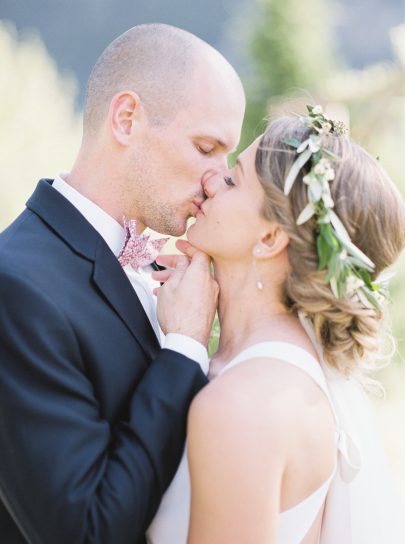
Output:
[330, 276, 339, 297]
[325, 252, 339, 282]
[337, 277, 345, 298]
[320, 223, 340, 250]
[312, 150, 322, 163]
[357, 287, 380, 310]
[317, 232, 332, 270]
[356, 268, 373, 289]
[283, 138, 301, 149]
[343, 240, 375, 271]
[296, 202, 315, 225]
[347, 256, 372, 270]
[284, 148, 312, 195]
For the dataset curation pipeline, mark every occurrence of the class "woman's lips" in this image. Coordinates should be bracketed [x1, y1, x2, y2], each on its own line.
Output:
[192, 200, 205, 216]
[199, 202, 207, 216]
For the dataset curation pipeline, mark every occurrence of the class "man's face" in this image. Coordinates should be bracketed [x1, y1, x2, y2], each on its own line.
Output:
[127, 66, 245, 236]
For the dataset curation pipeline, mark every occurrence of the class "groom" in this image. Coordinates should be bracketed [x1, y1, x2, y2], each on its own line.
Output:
[0, 24, 245, 543]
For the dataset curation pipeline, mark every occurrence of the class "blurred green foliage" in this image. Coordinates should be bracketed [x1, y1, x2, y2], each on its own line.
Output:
[238, 0, 337, 150]
[0, 21, 82, 229]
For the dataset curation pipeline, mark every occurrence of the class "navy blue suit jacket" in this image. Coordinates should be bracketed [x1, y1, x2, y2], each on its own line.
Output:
[0, 180, 207, 543]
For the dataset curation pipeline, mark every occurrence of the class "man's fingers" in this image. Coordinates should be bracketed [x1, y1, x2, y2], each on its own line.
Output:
[161, 254, 190, 288]
[155, 253, 190, 269]
[151, 269, 173, 283]
[187, 249, 211, 271]
[175, 239, 199, 258]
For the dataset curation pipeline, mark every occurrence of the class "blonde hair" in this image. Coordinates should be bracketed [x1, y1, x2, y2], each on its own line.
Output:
[256, 116, 405, 376]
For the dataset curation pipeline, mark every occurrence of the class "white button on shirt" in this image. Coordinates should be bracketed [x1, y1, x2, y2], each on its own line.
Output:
[52, 175, 209, 374]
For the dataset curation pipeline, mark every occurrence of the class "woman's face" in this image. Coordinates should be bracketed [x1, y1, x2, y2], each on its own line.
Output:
[187, 137, 271, 261]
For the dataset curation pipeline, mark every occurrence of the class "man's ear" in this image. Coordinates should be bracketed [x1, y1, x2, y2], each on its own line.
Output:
[252, 226, 289, 259]
[109, 91, 144, 146]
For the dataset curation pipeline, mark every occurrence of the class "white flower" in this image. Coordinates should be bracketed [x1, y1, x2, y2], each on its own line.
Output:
[314, 162, 326, 175]
[308, 179, 323, 201]
[303, 174, 314, 185]
[325, 168, 335, 181]
[308, 135, 321, 153]
[322, 122, 332, 133]
[374, 291, 386, 305]
[345, 274, 365, 296]
[312, 105, 323, 115]
[322, 193, 334, 208]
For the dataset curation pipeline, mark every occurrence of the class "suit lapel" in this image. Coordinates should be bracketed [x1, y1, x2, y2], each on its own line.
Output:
[92, 239, 160, 361]
[27, 179, 161, 361]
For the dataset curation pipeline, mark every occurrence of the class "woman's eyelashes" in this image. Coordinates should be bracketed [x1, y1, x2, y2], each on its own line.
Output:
[223, 176, 235, 187]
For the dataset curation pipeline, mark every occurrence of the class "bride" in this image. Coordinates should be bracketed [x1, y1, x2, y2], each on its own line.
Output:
[147, 106, 405, 543]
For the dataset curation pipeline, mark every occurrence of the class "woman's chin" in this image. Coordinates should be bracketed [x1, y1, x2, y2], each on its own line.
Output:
[186, 224, 208, 253]
[186, 223, 198, 245]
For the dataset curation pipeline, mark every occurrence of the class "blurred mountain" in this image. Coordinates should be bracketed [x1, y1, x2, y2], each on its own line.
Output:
[335, 0, 404, 68]
[0, 0, 245, 106]
[0, 0, 403, 107]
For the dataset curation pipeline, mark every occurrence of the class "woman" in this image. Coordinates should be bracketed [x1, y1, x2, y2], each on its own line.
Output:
[147, 107, 405, 543]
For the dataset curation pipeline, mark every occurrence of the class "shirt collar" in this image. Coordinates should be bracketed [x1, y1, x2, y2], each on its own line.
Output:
[52, 175, 125, 257]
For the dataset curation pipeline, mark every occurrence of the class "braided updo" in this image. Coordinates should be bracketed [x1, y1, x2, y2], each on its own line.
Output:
[256, 116, 405, 375]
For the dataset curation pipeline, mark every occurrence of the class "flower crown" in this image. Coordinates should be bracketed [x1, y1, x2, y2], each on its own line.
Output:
[283, 105, 390, 310]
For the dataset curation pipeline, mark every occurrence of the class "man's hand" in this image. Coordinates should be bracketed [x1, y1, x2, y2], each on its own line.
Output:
[153, 240, 218, 347]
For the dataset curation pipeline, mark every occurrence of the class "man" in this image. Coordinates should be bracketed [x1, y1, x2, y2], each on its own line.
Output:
[0, 23, 245, 543]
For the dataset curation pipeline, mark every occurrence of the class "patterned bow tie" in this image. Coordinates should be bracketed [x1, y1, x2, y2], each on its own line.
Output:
[118, 217, 169, 271]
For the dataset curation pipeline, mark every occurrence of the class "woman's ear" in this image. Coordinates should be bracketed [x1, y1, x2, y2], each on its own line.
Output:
[109, 91, 144, 146]
[252, 226, 289, 259]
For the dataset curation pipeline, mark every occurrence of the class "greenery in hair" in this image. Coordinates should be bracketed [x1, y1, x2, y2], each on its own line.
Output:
[284, 105, 390, 310]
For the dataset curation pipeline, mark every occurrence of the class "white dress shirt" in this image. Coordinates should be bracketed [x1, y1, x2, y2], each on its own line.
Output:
[52, 175, 208, 374]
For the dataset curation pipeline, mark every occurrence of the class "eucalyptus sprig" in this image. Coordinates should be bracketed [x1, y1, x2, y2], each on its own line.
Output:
[283, 105, 389, 310]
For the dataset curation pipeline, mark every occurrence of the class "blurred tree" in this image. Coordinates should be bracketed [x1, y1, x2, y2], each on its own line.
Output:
[238, 0, 338, 149]
[0, 21, 82, 229]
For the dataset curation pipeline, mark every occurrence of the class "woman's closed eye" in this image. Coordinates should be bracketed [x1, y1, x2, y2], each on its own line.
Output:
[224, 176, 235, 187]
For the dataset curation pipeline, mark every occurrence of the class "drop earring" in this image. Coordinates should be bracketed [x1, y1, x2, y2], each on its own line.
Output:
[252, 258, 264, 291]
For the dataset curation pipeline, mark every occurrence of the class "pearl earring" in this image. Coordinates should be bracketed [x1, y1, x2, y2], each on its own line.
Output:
[256, 278, 264, 290]
[252, 259, 264, 291]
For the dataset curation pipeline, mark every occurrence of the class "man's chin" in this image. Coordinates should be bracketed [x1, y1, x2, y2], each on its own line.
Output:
[146, 217, 185, 237]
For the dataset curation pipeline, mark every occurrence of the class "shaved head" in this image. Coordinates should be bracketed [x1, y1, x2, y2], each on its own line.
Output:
[83, 23, 237, 137]
[71, 23, 245, 236]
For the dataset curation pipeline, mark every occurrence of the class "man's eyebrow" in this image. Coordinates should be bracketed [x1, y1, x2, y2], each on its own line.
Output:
[205, 136, 233, 151]
[215, 138, 227, 148]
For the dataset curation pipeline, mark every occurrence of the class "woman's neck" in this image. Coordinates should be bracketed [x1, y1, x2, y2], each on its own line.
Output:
[212, 261, 292, 363]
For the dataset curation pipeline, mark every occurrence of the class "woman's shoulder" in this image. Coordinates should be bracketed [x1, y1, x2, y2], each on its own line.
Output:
[189, 354, 331, 449]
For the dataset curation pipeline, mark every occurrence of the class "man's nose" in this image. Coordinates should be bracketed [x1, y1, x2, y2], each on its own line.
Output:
[201, 155, 228, 186]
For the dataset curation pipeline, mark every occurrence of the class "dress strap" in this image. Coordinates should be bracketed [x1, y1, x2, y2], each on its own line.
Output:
[218, 338, 362, 485]
[218, 341, 333, 407]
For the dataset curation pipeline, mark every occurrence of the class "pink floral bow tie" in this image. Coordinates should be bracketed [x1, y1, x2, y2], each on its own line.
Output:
[117, 217, 169, 271]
